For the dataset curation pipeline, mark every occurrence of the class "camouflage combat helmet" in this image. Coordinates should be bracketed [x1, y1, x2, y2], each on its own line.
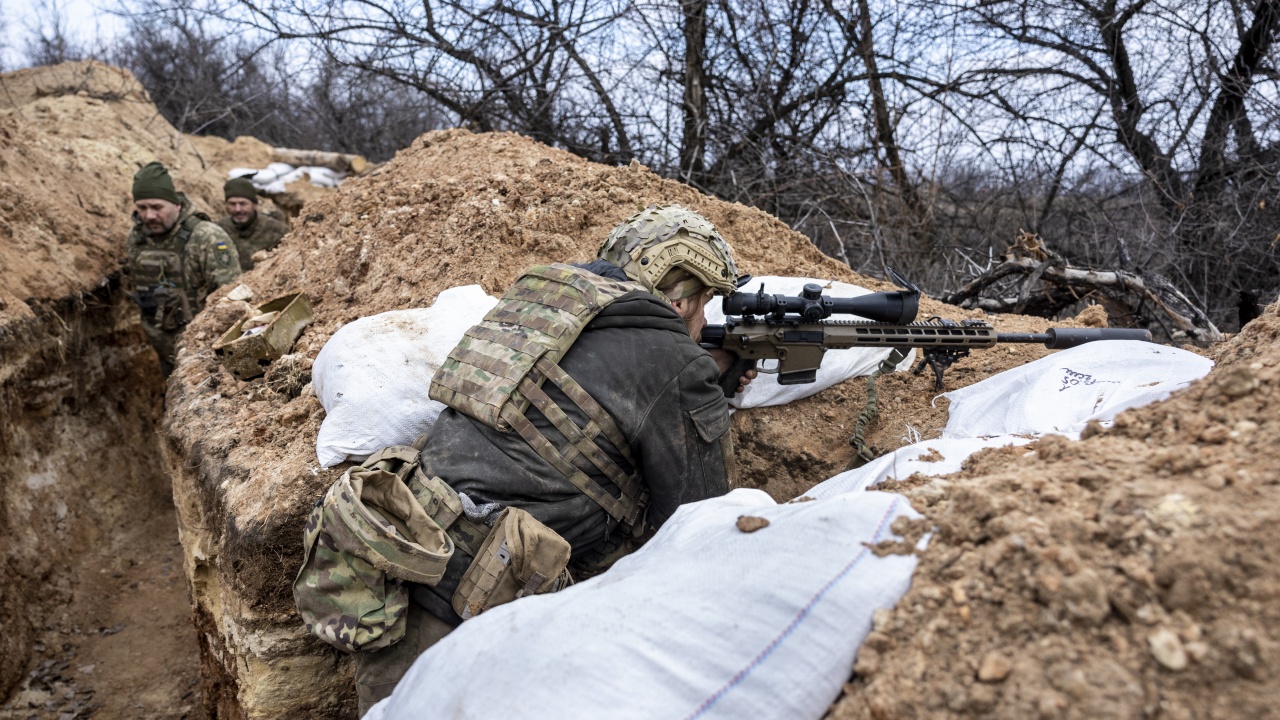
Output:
[598, 204, 739, 296]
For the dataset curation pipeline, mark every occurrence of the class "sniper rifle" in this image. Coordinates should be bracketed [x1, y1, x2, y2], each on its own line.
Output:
[701, 268, 1152, 397]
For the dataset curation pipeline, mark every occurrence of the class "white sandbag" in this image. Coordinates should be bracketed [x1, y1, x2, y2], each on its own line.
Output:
[235, 162, 305, 194]
[247, 168, 279, 185]
[275, 166, 308, 187]
[313, 286, 499, 467]
[806, 436, 1035, 498]
[302, 166, 344, 188]
[232, 166, 286, 193]
[706, 276, 915, 409]
[264, 161, 296, 177]
[942, 340, 1212, 438]
[368, 488, 922, 720]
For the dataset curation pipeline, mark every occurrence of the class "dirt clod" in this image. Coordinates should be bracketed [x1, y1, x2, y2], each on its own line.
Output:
[977, 652, 1013, 682]
[1149, 628, 1188, 671]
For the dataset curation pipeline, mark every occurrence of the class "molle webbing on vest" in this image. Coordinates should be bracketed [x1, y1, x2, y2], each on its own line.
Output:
[429, 264, 649, 533]
[429, 264, 642, 430]
[500, 357, 648, 533]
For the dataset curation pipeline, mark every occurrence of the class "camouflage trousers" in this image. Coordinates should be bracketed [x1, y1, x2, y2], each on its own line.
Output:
[140, 318, 180, 378]
[355, 599, 455, 716]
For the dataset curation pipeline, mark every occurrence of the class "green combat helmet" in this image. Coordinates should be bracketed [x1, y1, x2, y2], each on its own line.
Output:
[598, 204, 740, 296]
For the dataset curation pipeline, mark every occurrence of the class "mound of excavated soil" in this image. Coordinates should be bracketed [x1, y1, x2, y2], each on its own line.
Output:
[0, 61, 233, 313]
[829, 303, 1280, 719]
[164, 128, 1119, 717]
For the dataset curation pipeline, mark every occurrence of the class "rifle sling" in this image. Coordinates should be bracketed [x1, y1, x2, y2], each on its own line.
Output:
[848, 347, 909, 469]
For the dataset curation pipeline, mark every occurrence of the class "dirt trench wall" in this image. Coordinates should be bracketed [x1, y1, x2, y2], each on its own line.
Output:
[829, 303, 1280, 720]
[0, 60, 314, 714]
[0, 277, 168, 699]
[165, 436, 354, 720]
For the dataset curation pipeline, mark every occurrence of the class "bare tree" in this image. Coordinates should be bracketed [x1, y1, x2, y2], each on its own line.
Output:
[942, 0, 1280, 325]
[103, 0, 440, 161]
[92, 0, 1280, 328]
[680, 0, 709, 183]
[22, 0, 88, 66]
[231, 0, 638, 163]
[301, 58, 447, 161]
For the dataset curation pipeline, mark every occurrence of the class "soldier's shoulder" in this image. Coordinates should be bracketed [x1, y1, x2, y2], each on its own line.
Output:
[190, 218, 233, 244]
[188, 222, 238, 270]
[215, 216, 236, 232]
[263, 214, 290, 232]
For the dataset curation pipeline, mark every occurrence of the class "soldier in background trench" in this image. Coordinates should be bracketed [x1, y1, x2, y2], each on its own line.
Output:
[126, 162, 241, 377]
[217, 176, 289, 271]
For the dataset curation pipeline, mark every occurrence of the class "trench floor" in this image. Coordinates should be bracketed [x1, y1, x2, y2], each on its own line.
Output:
[1, 503, 200, 719]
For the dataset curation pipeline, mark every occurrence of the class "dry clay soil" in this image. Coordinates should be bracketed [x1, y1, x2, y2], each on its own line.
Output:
[831, 303, 1280, 720]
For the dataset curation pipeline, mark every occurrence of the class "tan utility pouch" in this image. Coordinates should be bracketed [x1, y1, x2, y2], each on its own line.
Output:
[451, 507, 573, 620]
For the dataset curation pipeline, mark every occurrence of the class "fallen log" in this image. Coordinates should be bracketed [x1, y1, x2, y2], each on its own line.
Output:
[942, 256, 1223, 346]
[271, 147, 368, 175]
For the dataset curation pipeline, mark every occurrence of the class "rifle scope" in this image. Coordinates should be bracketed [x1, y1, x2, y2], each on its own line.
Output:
[723, 282, 919, 324]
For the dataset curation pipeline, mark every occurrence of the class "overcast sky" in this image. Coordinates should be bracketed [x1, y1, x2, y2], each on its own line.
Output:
[3, 0, 127, 69]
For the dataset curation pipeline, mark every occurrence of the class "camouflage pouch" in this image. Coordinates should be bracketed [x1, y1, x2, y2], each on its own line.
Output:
[133, 249, 182, 286]
[451, 507, 573, 620]
[151, 285, 192, 331]
[364, 445, 488, 555]
[294, 459, 455, 653]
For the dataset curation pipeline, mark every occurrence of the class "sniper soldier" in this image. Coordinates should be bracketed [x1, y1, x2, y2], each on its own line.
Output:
[294, 205, 756, 714]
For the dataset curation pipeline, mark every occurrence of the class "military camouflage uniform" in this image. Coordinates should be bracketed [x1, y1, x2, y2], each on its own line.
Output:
[126, 195, 240, 375]
[352, 260, 731, 714]
[217, 211, 288, 271]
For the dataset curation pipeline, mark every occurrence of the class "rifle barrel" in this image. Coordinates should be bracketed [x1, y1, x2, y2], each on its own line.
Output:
[997, 328, 1152, 349]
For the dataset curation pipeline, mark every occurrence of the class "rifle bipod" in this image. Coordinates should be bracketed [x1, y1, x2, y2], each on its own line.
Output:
[913, 347, 971, 391]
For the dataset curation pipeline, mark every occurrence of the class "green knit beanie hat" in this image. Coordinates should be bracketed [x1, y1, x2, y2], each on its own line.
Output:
[132, 162, 180, 204]
[224, 176, 258, 202]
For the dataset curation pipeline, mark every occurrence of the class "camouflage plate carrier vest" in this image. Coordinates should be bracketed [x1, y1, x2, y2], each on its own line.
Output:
[429, 263, 651, 535]
[130, 212, 212, 322]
